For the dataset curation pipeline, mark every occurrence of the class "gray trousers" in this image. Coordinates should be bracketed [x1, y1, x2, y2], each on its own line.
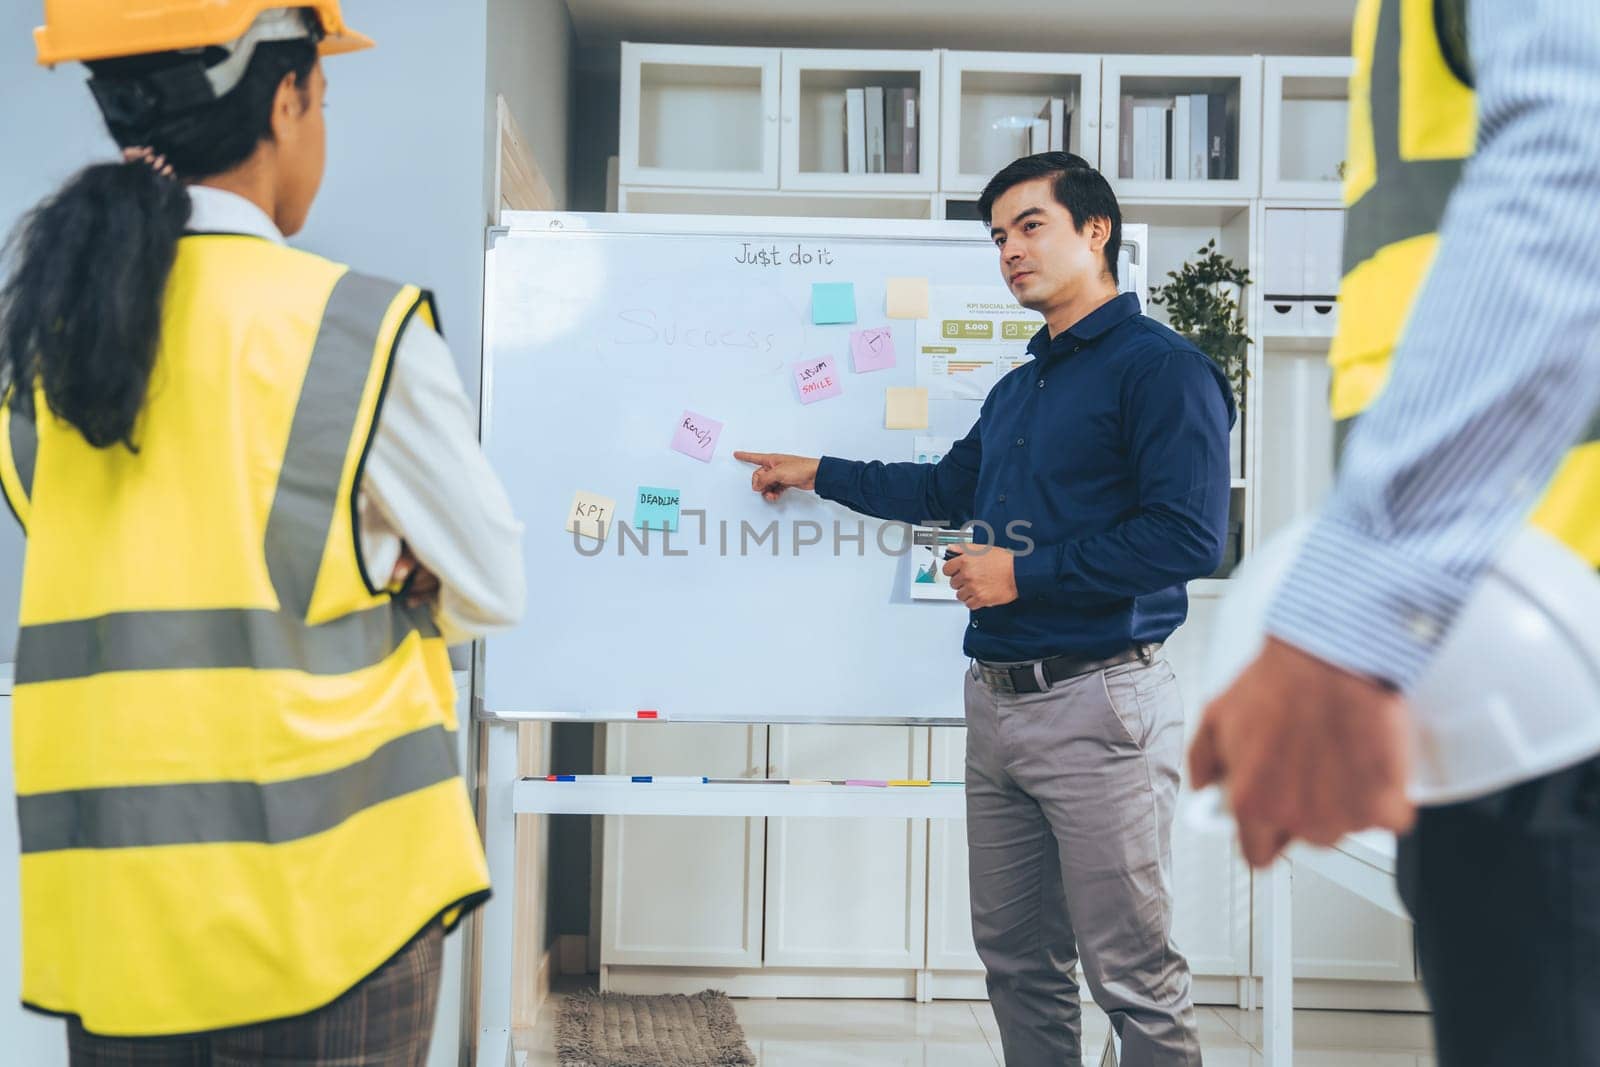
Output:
[965, 655, 1202, 1067]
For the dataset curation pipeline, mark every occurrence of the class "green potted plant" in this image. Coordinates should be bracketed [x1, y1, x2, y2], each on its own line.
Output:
[1147, 238, 1252, 412]
[1148, 239, 1251, 577]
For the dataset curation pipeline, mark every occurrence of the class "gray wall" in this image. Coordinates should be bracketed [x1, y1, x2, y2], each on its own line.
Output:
[487, 0, 573, 213]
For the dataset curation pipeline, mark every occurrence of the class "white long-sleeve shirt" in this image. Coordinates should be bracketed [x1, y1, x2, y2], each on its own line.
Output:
[187, 186, 525, 644]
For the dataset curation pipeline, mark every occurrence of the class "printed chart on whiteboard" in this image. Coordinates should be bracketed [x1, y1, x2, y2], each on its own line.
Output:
[915, 287, 1045, 401]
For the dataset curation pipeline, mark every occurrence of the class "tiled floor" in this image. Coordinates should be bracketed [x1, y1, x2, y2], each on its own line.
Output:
[516, 987, 1437, 1066]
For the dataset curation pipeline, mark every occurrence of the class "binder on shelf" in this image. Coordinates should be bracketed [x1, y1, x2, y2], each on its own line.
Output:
[865, 85, 886, 173]
[1189, 92, 1208, 180]
[885, 87, 905, 173]
[1207, 93, 1227, 179]
[1173, 95, 1191, 181]
[1119, 95, 1134, 178]
[1038, 96, 1066, 152]
[1028, 117, 1050, 154]
[845, 87, 866, 174]
[899, 88, 918, 173]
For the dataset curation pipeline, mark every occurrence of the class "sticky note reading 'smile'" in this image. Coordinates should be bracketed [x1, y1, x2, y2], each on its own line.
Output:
[670, 410, 723, 462]
[886, 276, 930, 319]
[633, 486, 681, 532]
[793, 356, 842, 404]
[566, 491, 616, 542]
[850, 327, 896, 373]
[811, 282, 857, 325]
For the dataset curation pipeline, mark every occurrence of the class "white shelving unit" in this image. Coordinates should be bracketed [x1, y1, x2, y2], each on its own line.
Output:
[780, 48, 940, 193]
[1263, 56, 1352, 201]
[1100, 54, 1262, 200]
[620, 43, 781, 189]
[939, 51, 1101, 191]
[596, 42, 1419, 1011]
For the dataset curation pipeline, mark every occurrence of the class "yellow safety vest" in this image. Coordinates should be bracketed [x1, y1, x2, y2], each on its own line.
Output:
[1334, 0, 1599, 566]
[0, 235, 490, 1036]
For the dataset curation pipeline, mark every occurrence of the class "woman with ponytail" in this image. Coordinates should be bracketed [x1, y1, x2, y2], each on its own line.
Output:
[2, 5, 524, 1063]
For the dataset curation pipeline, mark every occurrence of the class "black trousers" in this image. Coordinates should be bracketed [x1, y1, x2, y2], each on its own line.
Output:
[1398, 755, 1600, 1067]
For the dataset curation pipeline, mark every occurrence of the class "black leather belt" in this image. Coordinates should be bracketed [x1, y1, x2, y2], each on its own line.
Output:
[973, 643, 1160, 695]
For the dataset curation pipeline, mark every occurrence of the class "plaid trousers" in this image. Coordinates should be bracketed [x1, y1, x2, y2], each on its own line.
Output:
[65, 922, 444, 1067]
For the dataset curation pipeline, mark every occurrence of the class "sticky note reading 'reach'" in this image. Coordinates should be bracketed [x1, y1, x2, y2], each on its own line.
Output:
[885, 387, 929, 430]
[886, 277, 930, 319]
[670, 410, 723, 462]
[567, 491, 616, 542]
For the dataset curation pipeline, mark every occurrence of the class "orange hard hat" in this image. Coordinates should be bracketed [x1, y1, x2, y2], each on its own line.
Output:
[34, 1, 374, 67]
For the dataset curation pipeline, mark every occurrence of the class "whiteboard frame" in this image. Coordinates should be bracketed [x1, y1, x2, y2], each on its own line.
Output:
[476, 211, 1147, 725]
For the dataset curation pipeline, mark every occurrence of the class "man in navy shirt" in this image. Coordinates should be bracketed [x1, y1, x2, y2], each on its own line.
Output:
[736, 153, 1231, 1066]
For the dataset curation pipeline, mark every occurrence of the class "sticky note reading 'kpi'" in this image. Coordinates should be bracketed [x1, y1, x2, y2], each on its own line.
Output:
[811, 282, 857, 325]
[633, 486, 681, 532]
[850, 327, 896, 373]
[670, 410, 723, 462]
[793, 356, 843, 404]
[885, 386, 929, 430]
[886, 276, 930, 319]
[566, 491, 616, 542]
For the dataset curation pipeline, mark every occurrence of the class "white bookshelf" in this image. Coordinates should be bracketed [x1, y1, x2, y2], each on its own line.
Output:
[779, 48, 940, 193]
[1100, 54, 1262, 200]
[620, 43, 781, 189]
[938, 51, 1101, 192]
[1263, 57, 1353, 201]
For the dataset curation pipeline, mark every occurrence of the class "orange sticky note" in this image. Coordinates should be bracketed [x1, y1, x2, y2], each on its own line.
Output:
[885, 387, 929, 430]
[886, 277, 930, 319]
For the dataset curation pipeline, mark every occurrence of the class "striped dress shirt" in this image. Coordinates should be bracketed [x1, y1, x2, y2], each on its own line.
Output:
[1267, 0, 1600, 690]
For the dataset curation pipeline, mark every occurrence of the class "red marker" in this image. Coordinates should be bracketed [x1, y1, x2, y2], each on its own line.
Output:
[636, 710, 659, 720]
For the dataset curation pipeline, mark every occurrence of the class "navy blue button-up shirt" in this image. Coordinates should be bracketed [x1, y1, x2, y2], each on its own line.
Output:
[815, 291, 1236, 662]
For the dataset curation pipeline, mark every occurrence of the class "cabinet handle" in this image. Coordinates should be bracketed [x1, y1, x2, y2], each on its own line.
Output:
[782, 115, 794, 125]
[766, 113, 778, 122]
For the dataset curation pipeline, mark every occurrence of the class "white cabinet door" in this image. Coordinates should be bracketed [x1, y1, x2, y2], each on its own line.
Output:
[1164, 598, 1254, 977]
[601, 724, 767, 967]
[925, 727, 985, 972]
[764, 725, 929, 968]
[620, 43, 782, 189]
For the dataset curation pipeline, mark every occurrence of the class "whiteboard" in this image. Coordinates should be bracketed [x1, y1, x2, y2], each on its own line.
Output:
[480, 212, 1146, 723]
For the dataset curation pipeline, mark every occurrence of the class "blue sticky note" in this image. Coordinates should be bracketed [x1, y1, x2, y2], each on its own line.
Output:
[811, 282, 857, 325]
[633, 486, 681, 532]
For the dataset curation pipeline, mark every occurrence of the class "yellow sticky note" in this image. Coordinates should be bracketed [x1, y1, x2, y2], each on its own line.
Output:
[566, 490, 616, 542]
[885, 387, 929, 430]
[886, 277, 930, 319]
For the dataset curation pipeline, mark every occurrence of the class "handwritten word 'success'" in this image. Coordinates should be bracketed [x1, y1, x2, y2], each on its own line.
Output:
[614, 309, 776, 353]
[734, 243, 836, 267]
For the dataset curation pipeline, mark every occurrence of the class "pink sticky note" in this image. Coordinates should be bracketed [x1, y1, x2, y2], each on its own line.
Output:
[850, 327, 897, 373]
[792, 356, 843, 405]
[670, 410, 723, 462]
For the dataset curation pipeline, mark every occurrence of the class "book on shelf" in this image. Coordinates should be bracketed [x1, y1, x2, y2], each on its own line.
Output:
[1188, 92, 1208, 180]
[1173, 96, 1191, 181]
[845, 87, 866, 174]
[900, 88, 918, 173]
[1038, 96, 1066, 152]
[1119, 95, 1134, 177]
[1207, 93, 1227, 179]
[865, 86, 886, 173]
[1028, 117, 1050, 154]
[884, 87, 905, 173]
